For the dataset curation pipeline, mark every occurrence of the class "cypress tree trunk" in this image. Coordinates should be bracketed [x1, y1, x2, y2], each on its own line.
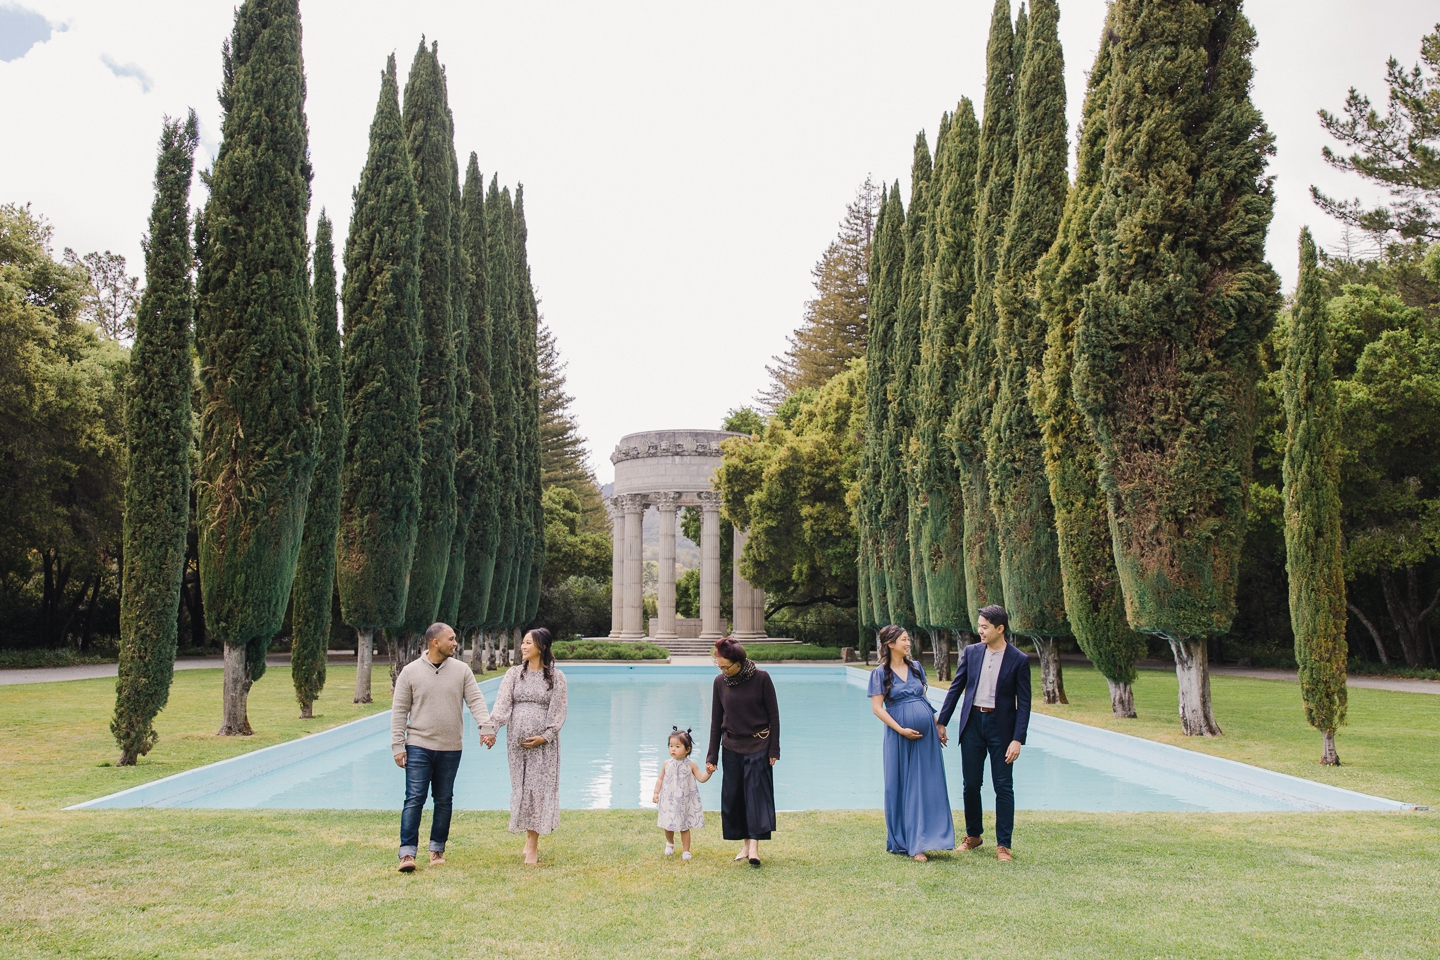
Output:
[457, 154, 499, 643]
[1033, 23, 1146, 718]
[112, 112, 199, 764]
[337, 56, 422, 704]
[196, 0, 318, 735]
[1075, 0, 1280, 736]
[988, 0, 1071, 703]
[1283, 229, 1348, 765]
[918, 101, 979, 641]
[397, 41, 460, 674]
[954, 0, 1018, 626]
[291, 212, 343, 719]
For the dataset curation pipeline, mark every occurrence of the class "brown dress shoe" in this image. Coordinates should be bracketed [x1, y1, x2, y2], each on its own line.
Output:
[397, 855, 416, 873]
[996, 846, 1013, 862]
[960, 836, 984, 851]
[429, 850, 445, 866]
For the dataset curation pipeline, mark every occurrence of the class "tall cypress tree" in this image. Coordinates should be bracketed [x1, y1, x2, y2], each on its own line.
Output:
[1075, 0, 1281, 736]
[1033, 26, 1147, 718]
[336, 55, 422, 704]
[1284, 228, 1347, 765]
[396, 40, 459, 674]
[440, 145, 473, 627]
[196, 0, 318, 735]
[290, 211, 343, 718]
[862, 186, 903, 629]
[112, 112, 199, 764]
[857, 185, 890, 639]
[515, 187, 546, 624]
[485, 179, 519, 635]
[917, 99, 981, 676]
[457, 154, 498, 659]
[987, 0, 1070, 703]
[883, 141, 930, 631]
[952, 0, 1017, 628]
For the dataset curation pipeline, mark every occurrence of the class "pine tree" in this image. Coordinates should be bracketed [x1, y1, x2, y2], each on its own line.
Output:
[336, 55, 422, 704]
[988, 0, 1070, 703]
[1033, 26, 1147, 719]
[917, 99, 981, 676]
[396, 40, 459, 672]
[762, 178, 878, 406]
[877, 144, 930, 632]
[112, 112, 199, 764]
[537, 322, 606, 530]
[290, 211, 343, 718]
[1284, 228, 1348, 765]
[456, 155, 498, 656]
[857, 184, 890, 636]
[1075, 0, 1281, 736]
[952, 0, 1018, 628]
[196, 0, 318, 735]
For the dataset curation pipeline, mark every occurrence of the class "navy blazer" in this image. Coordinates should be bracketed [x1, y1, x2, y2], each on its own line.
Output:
[936, 641, 1032, 744]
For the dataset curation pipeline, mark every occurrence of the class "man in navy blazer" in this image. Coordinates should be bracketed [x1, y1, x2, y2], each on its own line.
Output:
[936, 604, 1031, 861]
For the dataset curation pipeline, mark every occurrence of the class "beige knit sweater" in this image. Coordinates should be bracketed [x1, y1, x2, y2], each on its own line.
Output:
[390, 654, 496, 756]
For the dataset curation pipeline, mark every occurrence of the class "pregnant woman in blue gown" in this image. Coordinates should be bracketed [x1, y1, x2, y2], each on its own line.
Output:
[868, 625, 955, 860]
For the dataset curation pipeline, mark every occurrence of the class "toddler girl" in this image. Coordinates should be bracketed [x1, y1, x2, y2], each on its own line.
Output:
[652, 726, 711, 859]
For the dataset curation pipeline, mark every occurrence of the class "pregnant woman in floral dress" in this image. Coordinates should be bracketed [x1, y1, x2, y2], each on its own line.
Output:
[490, 627, 568, 865]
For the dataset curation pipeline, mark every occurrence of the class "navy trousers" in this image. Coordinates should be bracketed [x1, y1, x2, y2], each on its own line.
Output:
[959, 707, 1016, 847]
[399, 745, 462, 858]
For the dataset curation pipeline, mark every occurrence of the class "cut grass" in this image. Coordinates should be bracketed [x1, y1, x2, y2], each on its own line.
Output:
[1, 663, 1437, 958]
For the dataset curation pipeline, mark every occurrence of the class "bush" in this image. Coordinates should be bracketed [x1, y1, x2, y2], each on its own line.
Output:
[552, 640, 669, 661]
[0, 649, 114, 669]
[743, 643, 843, 661]
[1348, 660, 1440, 681]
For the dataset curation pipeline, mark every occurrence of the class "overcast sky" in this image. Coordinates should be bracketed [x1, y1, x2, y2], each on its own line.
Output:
[2, 1, 1433, 483]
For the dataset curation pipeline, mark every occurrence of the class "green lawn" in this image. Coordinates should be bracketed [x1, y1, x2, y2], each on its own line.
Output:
[1, 664, 1436, 959]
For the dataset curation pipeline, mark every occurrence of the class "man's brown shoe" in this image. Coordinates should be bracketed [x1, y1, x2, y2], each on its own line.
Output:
[960, 836, 984, 851]
[996, 846, 1013, 862]
[429, 850, 446, 866]
[397, 855, 416, 873]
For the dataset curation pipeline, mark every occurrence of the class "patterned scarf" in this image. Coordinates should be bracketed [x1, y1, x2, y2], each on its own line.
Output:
[723, 658, 758, 687]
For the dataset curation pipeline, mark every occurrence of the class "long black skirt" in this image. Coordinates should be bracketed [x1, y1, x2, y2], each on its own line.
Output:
[721, 746, 776, 840]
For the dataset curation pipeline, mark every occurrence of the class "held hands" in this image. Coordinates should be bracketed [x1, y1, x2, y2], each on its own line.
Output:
[481, 734, 496, 749]
[520, 735, 547, 749]
[705, 762, 717, 774]
[1005, 740, 1022, 764]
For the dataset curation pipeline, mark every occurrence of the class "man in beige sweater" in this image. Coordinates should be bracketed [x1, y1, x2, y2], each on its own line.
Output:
[391, 622, 496, 873]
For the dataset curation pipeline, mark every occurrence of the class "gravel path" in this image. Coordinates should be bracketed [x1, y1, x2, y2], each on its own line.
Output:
[0, 655, 355, 687]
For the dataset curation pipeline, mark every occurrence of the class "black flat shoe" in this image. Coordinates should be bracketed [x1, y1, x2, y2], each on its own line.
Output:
[748, 857, 761, 867]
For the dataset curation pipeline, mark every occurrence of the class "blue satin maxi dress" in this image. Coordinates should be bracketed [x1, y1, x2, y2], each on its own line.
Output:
[868, 663, 956, 856]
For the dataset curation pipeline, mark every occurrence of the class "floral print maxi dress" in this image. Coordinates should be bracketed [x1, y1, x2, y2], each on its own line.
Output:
[491, 665, 568, 835]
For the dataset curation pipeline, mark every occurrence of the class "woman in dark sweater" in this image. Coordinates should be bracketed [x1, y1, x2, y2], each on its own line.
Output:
[705, 637, 780, 867]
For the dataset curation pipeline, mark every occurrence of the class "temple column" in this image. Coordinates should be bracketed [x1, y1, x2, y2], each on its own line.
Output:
[653, 492, 680, 640]
[698, 492, 723, 639]
[619, 494, 647, 639]
[732, 526, 755, 638]
[751, 584, 767, 639]
[607, 498, 624, 637]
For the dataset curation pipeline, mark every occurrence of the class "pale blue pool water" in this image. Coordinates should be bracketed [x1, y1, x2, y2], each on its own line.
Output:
[152, 665, 1340, 813]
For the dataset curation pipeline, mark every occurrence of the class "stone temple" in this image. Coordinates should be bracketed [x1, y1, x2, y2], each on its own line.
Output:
[606, 429, 767, 647]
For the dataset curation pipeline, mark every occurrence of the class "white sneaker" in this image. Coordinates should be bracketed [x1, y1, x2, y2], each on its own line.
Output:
[664, 842, 674, 856]
[681, 851, 692, 861]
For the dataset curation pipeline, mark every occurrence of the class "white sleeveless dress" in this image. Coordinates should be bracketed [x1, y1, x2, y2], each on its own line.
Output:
[656, 757, 705, 831]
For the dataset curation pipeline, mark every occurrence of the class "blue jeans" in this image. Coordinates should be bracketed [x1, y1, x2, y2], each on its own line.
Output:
[959, 708, 1016, 848]
[399, 745, 463, 858]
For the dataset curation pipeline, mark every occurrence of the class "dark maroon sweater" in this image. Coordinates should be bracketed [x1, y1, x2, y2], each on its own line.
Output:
[707, 669, 781, 765]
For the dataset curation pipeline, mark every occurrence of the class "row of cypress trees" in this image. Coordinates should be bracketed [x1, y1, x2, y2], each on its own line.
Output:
[858, 0, 1280, 734]
[111, 1, 544, 754]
